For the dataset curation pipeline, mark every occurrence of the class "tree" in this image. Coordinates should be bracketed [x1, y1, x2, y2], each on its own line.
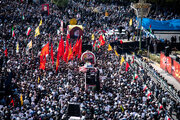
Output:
[53, 0, 69, 8]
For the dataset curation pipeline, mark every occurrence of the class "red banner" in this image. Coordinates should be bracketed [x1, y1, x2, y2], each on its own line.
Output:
[160, 52, 166, 70]
[160, 52, 172, 74]
[172, 60, 180, 82]
[42, 4, 49, 15]
[160, 52, 180, 82]
[166, 56, 172, 74]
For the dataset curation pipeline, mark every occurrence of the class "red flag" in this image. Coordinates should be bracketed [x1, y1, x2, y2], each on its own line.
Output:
[10, 98, 14, 107]
[51, 43, 54, 66]
[4, 49, 8, 57]
[39, 43, 49, 70]
[125, 62, 129, 71]
[73, 44, 76, 55]
[68, 43, 73, 61]
[57, 36, 64, 59]
[149, 25, 152, 34]
[66, 29, 70, 39]
[165, 115, 171, 120]
[99, 35, 105, 46]
[143, 85, 148, 92]
[56, 57, 59, 72]
[26, 27, 31, 36]
[56, 40, 61, 72]
[63, 38, 69, 62]
[132, 55, 134, 63]
[40, 54, 45, 70]
[159, 103, 163, 110]
[56, 36, 64, 61]
[120, 40, 123, 44]
[93, 40, 96, 48]
[67, 33, 70, 39]
[147, 91, 152, 99]
[78, 37, 82, 59]
[101, 36, 105, 45]
[41, 43, 49, 56]
[73, 38, 79, 57]
[56, 36, 64, 71]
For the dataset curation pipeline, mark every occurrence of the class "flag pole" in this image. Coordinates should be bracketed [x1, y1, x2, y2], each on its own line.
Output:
[32, 38, 34, 59]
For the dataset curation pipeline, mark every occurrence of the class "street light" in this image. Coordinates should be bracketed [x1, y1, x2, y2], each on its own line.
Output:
[131, 0, 151, 50]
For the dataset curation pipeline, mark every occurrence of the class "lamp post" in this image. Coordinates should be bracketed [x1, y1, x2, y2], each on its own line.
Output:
[131, 0, 151, 50]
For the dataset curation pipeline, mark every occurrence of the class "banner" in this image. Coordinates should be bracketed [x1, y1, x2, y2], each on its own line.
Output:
[160, 52, 166, 70]
[160, 52, 180, 82]
[166, 56, 172, 74]
[160, 52, 172, 74]
[172, 60, 180, 82]
[42, 4, 49, 15]
[137, 18, 180, 31]
[67, 25, 83, 38]
[81, 51, 96, 64]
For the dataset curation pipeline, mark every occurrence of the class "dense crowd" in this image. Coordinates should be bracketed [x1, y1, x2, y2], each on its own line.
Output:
[0, 0, 180, 120]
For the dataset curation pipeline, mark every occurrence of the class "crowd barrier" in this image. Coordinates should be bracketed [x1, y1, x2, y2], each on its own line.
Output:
[135, 56, 180, 102]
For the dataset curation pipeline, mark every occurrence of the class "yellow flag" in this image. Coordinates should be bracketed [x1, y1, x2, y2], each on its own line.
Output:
[120, 56, 125, 65]
[91, 33, 94, 40]
[114, 50, 119, 57]
[129, 19, 132, 26]
[20, 94, 23, 106]
[39, 19, 42, 26]
[133, 35, 135, 41]
[108, 44, 113, 51]
[16, 42, 19, 53]
[35, 26, 40, 37]
[105, 11, 109, 16]
[27, 40, 32, 49]
[120, 105, 124, 112]
[38, 76, 40, 83]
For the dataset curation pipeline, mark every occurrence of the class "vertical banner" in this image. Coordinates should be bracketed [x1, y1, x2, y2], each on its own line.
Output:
[166, 57, 172, 74]
[160, 52, 172, 74]
[172, 60, 180, 82]
[42, 4, 49, 15]
[160, 52, 166, 70]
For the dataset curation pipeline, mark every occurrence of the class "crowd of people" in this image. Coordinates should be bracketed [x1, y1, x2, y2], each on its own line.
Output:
[0, 0, 180, 120]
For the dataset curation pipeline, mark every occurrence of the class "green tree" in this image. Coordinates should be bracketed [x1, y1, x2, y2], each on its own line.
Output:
[53, 0, 69, 8]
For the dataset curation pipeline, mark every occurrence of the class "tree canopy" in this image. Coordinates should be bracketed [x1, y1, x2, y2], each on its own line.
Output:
[53, 0, 69, 8]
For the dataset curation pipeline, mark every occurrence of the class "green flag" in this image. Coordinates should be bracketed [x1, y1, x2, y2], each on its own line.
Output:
[12, 26, 15, 37]
[149, 25, 152, 34]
